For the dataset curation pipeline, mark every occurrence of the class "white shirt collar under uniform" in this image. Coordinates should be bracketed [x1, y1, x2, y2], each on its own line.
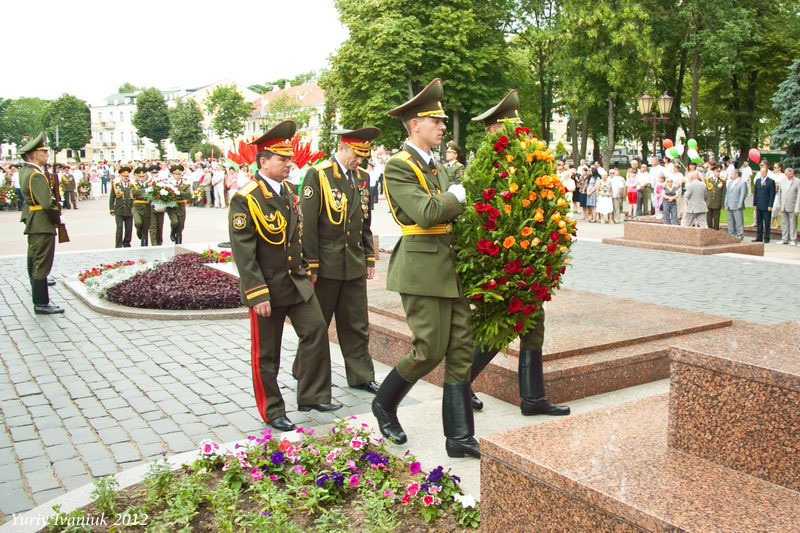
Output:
[405, 140, 434, 166]
[258, 171, 284, 196]
[334, 154, 352, 179]
[26, 162, 44, 173]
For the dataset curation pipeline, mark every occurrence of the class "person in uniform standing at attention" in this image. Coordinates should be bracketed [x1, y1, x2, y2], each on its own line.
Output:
[110, 166, 134, 248]
[371, 79, 480, 459]
[300, 127, 382, 395]
[19, 133, 64, 315]
[704, 164, 726, 230]
[444, 141, 465, 184]
[228, 120, 341, 433]
[467, 90, 570, 417]
[61, 166, 77, 209]
[168, 164, 192, 244]
[148, 164, 166, 246]
[131, 166, 152, 247]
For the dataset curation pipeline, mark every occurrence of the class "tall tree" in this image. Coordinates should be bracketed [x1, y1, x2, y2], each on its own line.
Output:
[117, 82, 141, 93]
[0, 97, 50, 147]
[771, 59, 800, 166]
[44, 94, 90, 162]
[169, 98, 205, 154]
[318, 97, 337, 157]
[205, 85, 252, 143]
[132, 88, 170, 159]
[261, 93, 312, 129]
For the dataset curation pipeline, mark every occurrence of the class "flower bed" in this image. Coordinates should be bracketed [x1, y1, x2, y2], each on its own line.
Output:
[105, 253, 240, 310]
[80, 260, 158, 299]
[199, 248, 233, 263]
[46, 419, 479, 532]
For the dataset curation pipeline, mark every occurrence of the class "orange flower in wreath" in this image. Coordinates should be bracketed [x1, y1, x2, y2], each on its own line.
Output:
[509, 183, 519, 193]
[533, 208, 544, 222]
[529, 191, 537, 201]
[521, 226, 533, 237]
[522, 199, 531, 208]
[503, 236, 516, 248]
[505, 154, 514, 163]
[526, 152, 534, 163]
[503, 204, 512, 214]
[520, 239, 530, 249]
[531, 237, 541, 246]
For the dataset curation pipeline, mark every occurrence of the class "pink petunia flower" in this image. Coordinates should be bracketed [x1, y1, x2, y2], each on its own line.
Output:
[406, 482, 420, 497]
[423, 494, 434, 506]
[347, 459, 357, 471]
[349, 474, 360, 487]
[409, 461, 421, 474]
[350, 437, 365, 450]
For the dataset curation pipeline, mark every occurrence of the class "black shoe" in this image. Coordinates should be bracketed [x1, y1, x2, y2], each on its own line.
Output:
[34, 304, 65, 315]
[752, 238, 762, 242]
[297, 402, 342, 412]
[351, 381, 380, 394]
[471, 390, 484, 411]
[521, 398, 570, 416]
[443, 382, 480, 459]
[267, 416, 296, 432]
[169, 230, 176, 243]
[47, 277, 56, 287]
[372, 368, 414, 444]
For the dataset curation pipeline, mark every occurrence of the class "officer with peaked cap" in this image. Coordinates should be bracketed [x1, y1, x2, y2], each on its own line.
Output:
[110, 166, 134, 247]
[167, 164, 192, 244]
[228, 120, 341, 433]
[468, 90, 570, 417]
[18, 133, 64, 314]
[300, 127, 381, 395]
[444, 140, 465, 184]
[131, 166, 152, 246]
[370, 79, 479, 459]
[147, 164, 166, 246]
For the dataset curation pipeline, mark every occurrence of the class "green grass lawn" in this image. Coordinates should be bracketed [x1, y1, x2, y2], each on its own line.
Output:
[720, 207, 755, 226]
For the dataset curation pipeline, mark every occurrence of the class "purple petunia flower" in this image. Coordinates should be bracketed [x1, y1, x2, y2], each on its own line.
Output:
[331, 472, 344, 487]
[316, 473, 328, 487]
[426, 466, 444, 483]
[270, 451, 285, 465]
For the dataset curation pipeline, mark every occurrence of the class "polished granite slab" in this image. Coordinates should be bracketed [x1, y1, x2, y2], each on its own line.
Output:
[604, 222, 764, 256]
[481, 394, 800, 532]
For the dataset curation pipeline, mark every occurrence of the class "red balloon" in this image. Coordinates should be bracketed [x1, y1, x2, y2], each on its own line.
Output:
[748, 148, 761, 164]
[663, 139, 674, 149]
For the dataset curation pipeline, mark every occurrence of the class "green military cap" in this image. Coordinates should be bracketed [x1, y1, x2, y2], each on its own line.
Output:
[134, 166, 148, 175]
[446, 140, 459, 154]
[170, 164, 184, 173]
[18, 132, 47, 156]
[472, 90, 522, 129]
[252, 120, 296, 156]
[147, 164, 160, 173]
[119, 166, 133, 175]
[387, 78, 447, 122]
[333, 127, 382, 157]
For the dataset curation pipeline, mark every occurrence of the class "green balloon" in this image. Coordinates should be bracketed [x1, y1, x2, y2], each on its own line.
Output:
[687, 138, 698, 149]
[691, 156, 703, 164]
[668, 147, 679, 159]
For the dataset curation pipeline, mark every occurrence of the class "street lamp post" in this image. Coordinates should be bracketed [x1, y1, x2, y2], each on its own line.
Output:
[638, 92, 673, 159]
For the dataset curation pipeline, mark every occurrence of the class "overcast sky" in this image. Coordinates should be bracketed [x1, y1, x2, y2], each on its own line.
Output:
[3, 0, 348, 105]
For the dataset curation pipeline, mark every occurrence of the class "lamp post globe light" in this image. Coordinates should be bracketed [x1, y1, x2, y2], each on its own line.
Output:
[638, 92, 673, 159]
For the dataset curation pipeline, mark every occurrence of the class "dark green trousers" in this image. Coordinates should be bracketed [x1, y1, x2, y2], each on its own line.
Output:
[397, 293, 473, 383]
[133, 205, 151, 240]
[249, 294, 332, 422]
[115, 214, 132, 247]
[167, 204, 187, 238]
[311, 275, 375, 386]
[520, 309, 546, 350]
[148, 209, 165, 245]
[27, 233, 55, 280]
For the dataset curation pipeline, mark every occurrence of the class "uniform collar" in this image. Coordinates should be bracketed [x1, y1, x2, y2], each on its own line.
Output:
[257, 171, 284, 195]
[25, 162, 44, 173]
[406, 140, 433, 165]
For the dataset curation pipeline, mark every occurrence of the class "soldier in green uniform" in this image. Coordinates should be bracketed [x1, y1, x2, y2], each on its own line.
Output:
[109, 166, 134, 248]
[61, 167, 77, 209]
[444, 141, 465, 184]
[131, 166, 152, 246]
[468, 90, 569, 416]
[300, 127, 381, 394]
[705, 165, 726, 230]
[167, 164, 192, 244]
[148, 164, 166, 246]
[18, 133, 64, 315]
[371, 79, 479, 459]
[228, 120, 341, 432]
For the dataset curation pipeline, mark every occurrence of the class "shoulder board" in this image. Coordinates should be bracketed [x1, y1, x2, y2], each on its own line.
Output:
[283, 180, 296, 194]
[392, 151, 412, 162]
[237, 181, 258, 196]
[357, 168, 368, 176]
[31, 171, 47, 180]
[314, 161, 333, 171]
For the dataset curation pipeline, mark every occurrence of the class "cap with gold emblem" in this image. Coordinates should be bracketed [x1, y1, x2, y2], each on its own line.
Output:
[387, 78, 448, 122]
[18, 132, 47, 156]
[147, 164, 160, 173]
[134, 166, 148, 176]
[333, 127, 381, 157]
[170, 164, 184, 173]
[252, 120, 296, 157]
[119, 166, 132, 175]
[446, 140, 459, 154]
[471, 90, 521, 129]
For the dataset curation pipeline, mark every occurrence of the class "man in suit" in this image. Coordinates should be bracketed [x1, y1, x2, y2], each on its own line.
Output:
[724, 168, 748, 240]
[704, 165, 726, 230]
[371, 78, 479, 459]
[110, 166, 134, 248]
[131, 166, 151, 246]
[229, 121, 341, 433]
[18, 133, 64, 315]
[752, 160, 776, 242]
[682, 171, 708, 228]
[301, 127, 381, 395]
[467, 90, 570, 417]
[775, 167, 798, 245]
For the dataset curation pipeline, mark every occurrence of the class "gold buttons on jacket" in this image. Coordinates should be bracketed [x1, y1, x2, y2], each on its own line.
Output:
[288, 256, 292, 261]
[288, 269, 293, 274]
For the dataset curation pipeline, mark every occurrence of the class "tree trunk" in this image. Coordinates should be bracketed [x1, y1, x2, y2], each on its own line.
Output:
[604, 97, 615, 170]
[452, 110, 460, 146]
[579, 109, 589, 162]
[591, 133, 600, 163]
[406, 78, 414, 99]
[569, 116, 578, 160]
[688, 51, 700, 139]
[666, 48, 688, 141]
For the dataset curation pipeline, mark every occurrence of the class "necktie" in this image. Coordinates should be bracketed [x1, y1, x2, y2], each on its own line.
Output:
[428, 159, 437, 175]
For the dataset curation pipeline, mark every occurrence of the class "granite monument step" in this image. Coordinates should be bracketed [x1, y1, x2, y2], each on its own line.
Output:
[480, 393, 800, 532]
[603, 221, 764, 255]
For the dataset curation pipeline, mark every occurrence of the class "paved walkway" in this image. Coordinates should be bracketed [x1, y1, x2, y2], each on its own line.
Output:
[1, 235, 799, 522]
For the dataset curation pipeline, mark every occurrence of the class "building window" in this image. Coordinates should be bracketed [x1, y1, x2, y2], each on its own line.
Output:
[111, 151, 115, 160]
[67, 150, 73, 158]
[120, 111, 124, 122]
[80, 149, 86, 158]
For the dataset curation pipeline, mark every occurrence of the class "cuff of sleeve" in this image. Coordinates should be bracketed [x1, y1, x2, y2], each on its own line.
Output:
[366, 256, 376, 265]
[245, 285, 270, 304]
[307, 260, 319, 274]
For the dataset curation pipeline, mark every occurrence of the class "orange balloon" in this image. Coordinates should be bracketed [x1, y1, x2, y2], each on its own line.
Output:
[663, 139, 674, 149]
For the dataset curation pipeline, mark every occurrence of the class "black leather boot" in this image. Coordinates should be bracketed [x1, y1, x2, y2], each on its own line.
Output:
[519, 349, 569, 416]
[443, 382, 480, 459]
[468, 345, 499, 411]
[27, 256, 33, 279]
[32, 279, 64, 315]
[371, 368, 414, 444]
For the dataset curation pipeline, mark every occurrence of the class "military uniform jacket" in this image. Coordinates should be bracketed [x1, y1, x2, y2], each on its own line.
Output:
[445, 161, 465, 184]
[61, 173, 76, 192]
[110, 181, 134, 216]
[301, 159, 375, 280]
[384, 144, 463, 298]
[704, 177, 726, 210]
[229, 175, 313, 307]
[131, 181, 151, 208]
[19, 164, 57, 235]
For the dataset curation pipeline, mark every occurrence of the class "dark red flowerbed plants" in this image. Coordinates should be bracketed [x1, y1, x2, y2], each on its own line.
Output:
[106, 253, 241, 310]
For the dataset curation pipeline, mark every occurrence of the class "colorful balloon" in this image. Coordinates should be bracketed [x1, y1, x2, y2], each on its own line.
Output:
[748, 148, 761, 164]
[663, 139, 674, 149]
[687, 139, 698, 149]
[675, 144, 685, 156]
[687, 148, 699, 161]
[667, 147, 679, 159]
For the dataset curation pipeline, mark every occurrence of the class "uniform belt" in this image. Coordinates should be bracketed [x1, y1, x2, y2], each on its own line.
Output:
[177, 200, 189, 204]
[28, 205, 43, 211]
[134, 200, 150, 204]
[401, 223, 452, 236]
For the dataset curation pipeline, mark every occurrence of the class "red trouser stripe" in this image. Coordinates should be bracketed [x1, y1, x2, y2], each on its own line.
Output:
[249, 308, 268, 422]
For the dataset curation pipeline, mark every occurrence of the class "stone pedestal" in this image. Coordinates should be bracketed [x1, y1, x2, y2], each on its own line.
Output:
[603, 221, 764, 255]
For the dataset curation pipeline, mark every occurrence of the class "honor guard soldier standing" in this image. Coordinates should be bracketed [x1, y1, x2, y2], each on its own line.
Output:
[131, 166, 152, 246]
[228, 120, 341, 432]
[61, 167, 77, 209]
[167, 164, 192, 244]
[19, 133, 64, 315]
[444, 141, 465, 184]
[705, 165, 726, 230]
[371, 79, 480, 459]
[468, 90, 569, 416]
[300, 127, 381, 394]
[110, 166, 134, 248]
[148, 164, 166, 245]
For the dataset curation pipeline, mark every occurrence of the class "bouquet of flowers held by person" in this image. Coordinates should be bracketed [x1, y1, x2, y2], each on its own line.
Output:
[77, 179, 91, 199]
[0, 186, 18, 206]
[145, 177, 180, 211]
[454, 124, 577, 352]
